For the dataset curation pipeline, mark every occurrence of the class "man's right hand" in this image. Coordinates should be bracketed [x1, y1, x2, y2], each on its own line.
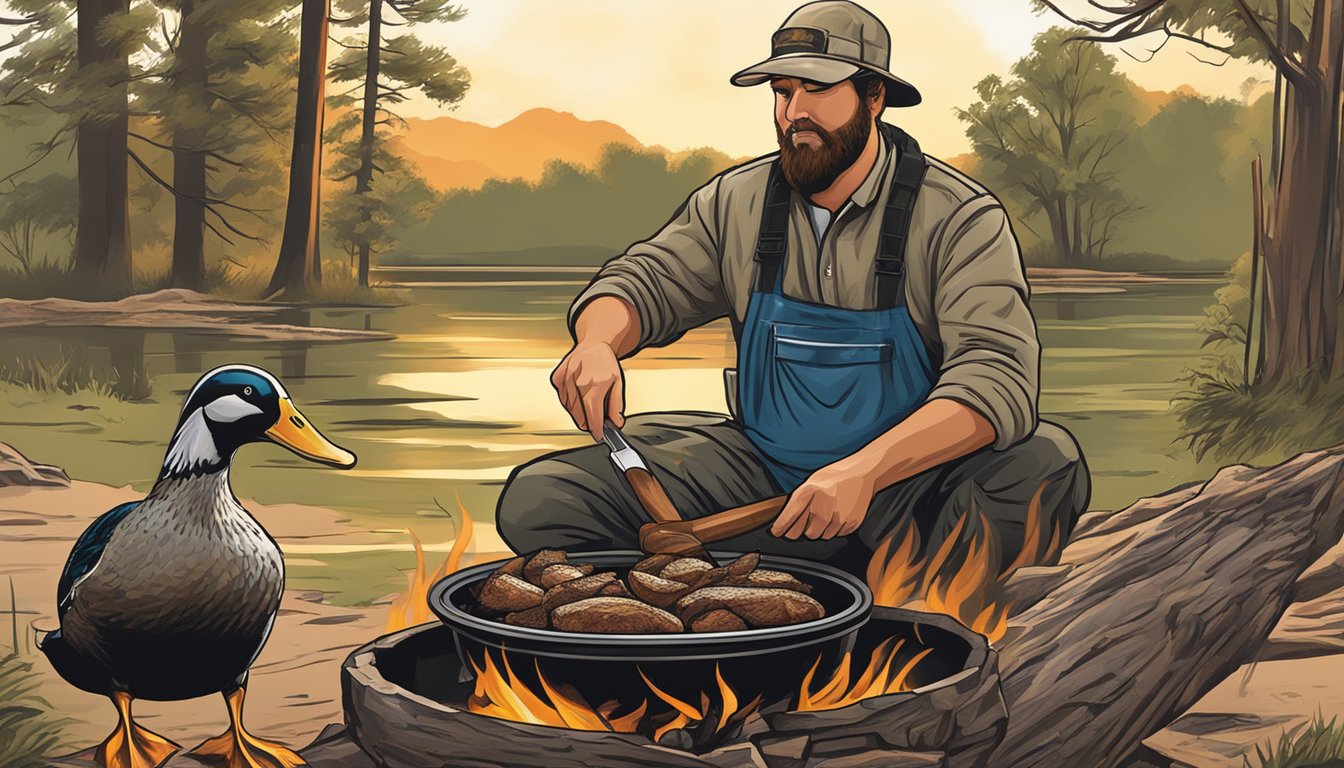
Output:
[551, 340, 625, 442]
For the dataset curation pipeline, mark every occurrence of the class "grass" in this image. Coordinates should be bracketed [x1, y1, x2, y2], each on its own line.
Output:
[0, 348, 152, 401]
[1171, 254, 1344, 463]
[1246, 712, 1344, 768]
[0, 580, 68, 768]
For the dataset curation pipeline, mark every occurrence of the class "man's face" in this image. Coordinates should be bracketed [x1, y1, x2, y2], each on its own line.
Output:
[772, 77, 876, 196]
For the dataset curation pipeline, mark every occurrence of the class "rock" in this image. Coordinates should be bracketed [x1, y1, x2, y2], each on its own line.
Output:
[0, 442, 69, 488]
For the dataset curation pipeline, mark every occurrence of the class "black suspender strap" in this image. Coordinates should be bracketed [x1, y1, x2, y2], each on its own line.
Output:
[875, 123, 928, 310]
[753, 160, 793, 294]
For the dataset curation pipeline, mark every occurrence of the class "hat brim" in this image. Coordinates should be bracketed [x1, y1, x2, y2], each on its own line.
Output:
[730, 53, 922, 107]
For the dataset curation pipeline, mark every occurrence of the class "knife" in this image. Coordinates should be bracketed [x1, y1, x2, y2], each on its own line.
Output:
[602, 420, 683, 526]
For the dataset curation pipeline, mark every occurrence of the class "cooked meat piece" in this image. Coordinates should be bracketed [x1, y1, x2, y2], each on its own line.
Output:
[522, 549, 569, 585]
[627, 570, 696, 609]
[632, 554, 679, 574]
[494, 556, 527, 579]
[598, 581, 630, 598]
[539, 564, 591, 589]
[503, 605, 548, 629]
[726, 552, 760, 577]
[541, 572, 619, 612]
[551, 597, 684, 634]
[477, 573, 544, 614]
[689, 608, 749, 633]
[724, 569, 813, 594]
[659, 557, 714, 584]
[675, 586, 825, 628]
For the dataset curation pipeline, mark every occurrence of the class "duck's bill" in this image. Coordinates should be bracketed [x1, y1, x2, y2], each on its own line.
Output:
[265, 398, 357, 468]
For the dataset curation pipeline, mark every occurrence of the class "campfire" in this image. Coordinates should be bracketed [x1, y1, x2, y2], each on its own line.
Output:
[364, 488, 1055, 764]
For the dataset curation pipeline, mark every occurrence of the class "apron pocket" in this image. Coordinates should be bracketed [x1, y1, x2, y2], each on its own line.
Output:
[770, 332, 895, 415]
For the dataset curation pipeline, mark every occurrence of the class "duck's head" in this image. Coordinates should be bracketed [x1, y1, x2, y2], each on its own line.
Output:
[161, 364, 357, 479]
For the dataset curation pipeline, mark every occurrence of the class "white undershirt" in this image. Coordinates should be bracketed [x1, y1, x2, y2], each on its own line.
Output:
[808, 204, 832, 246]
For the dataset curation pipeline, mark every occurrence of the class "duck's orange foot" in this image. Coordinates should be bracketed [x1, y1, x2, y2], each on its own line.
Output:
[189, 728, 305, 768]
[96, 715, 179, 768]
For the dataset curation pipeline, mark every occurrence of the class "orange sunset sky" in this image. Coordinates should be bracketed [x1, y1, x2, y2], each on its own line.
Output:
[410, 0, 1273, 159]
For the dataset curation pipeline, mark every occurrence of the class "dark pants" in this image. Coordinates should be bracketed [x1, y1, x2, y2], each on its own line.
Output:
[495, 411, 1090, 576]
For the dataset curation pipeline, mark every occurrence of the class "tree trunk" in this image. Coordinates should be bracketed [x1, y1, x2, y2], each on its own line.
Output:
[989, 447, 1344, 768]
[1044, 195, 1068, 264]
[170, 0, 209, 292]
[354, 0, 382, 288]
[266, 0, 329, 299]
[1257, 0, 1344, 385]
[74, 0, 132, 293]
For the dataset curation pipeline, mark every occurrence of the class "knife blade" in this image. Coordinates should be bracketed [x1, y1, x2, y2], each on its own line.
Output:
[602, 420, 684, 527]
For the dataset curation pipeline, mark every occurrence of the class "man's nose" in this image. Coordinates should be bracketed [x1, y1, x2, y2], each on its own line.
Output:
[784, 90, 811, 122]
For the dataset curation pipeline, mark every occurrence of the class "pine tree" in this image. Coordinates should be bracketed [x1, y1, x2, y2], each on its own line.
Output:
[327, 0, 469, 286]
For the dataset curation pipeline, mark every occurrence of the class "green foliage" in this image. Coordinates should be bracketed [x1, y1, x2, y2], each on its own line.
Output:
[326, 0, 471, 279]
[0, 651, 67, 768]
[0, 174, 77, 272]
[1172, 255, 1344, 462]
[1245, 712, 1344, 768]
[400, 144, 739, 258]
[958, 28, 1142, 264]
[0, 345, 152, 401]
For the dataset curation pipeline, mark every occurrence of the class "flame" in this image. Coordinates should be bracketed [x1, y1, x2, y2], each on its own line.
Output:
[466, 648, 758, 742]
[795, 638, 935, 711]
[863, 481, 1059, 645]
[386, 494, 476, 632]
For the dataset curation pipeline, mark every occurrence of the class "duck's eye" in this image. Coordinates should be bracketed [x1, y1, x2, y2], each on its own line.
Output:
[244, 386, 253, 396]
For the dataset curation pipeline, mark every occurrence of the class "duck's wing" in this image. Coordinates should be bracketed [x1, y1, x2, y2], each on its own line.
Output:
[57, 501, 140, 618]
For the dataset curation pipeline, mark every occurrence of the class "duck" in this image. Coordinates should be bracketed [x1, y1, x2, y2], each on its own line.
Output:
[39, 364, 357, 768]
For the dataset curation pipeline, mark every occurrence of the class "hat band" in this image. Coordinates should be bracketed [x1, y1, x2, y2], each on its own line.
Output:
[771, 26, 867, 62]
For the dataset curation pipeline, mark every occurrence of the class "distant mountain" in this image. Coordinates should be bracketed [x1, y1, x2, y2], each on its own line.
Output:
[391, 108, 645, 190]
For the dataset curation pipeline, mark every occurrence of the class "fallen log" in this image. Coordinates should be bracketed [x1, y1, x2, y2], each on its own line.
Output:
[989, 448, 1344, 768]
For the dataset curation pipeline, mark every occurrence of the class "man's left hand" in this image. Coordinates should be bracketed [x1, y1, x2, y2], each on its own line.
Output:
[771, 461, 877, 540]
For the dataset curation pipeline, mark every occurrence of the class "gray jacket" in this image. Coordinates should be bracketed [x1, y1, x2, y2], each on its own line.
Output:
[567, 130, 1040, 450]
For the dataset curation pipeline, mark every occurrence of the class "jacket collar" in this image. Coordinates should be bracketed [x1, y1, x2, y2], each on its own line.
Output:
[846, 124, 893, 209]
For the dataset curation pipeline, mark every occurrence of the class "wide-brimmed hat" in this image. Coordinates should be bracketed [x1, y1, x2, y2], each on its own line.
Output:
[730, 0, 921, 107]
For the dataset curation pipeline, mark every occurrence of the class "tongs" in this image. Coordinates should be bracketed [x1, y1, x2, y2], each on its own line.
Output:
[602, 420, 788, 558]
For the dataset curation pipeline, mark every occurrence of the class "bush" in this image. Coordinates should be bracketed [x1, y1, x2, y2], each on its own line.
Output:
[0, 652, 68, 768]
[1246, 712, 1344, 768]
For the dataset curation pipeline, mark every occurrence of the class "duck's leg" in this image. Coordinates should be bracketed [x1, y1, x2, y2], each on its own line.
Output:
[96, 691, 180, 768]
[188, 686, 305, 768]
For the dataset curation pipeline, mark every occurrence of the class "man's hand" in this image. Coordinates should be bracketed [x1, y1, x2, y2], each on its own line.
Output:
[771, 461, 877, 540]
[551, 340, 625, 442]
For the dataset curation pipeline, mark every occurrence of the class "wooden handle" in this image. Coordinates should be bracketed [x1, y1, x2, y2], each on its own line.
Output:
[624, 467, 683, 525]
[687, 495, 789, 544]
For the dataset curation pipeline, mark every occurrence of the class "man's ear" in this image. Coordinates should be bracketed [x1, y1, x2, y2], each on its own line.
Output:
[869, 81, 886, 118]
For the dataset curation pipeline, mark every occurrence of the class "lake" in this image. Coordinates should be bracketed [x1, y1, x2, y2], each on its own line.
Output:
[0, 269, 1224, 603]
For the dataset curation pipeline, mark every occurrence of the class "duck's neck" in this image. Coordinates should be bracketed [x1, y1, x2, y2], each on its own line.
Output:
[146, 464, 238, 509]
[160, 407, 232, 480]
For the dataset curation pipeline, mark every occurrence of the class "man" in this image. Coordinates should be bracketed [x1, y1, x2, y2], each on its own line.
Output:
[496, 0, 1090, 573]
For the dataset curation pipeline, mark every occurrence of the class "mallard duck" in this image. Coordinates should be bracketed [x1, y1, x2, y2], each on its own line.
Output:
[40, 364, 357, 768]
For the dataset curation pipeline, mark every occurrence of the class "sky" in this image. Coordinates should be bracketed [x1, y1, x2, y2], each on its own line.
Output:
[407, 0, 1274, 159]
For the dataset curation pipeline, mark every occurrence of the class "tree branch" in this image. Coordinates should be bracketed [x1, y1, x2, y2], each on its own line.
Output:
[128, 131, 245, 168]
[1231, 0, 1313, 84]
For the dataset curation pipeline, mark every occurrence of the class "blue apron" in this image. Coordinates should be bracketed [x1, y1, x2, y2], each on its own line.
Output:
[737, 124, 936, 491]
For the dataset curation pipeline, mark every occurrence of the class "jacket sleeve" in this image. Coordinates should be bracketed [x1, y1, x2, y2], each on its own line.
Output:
[924, 197, 1040, 450]
[566, 177, 729, 350]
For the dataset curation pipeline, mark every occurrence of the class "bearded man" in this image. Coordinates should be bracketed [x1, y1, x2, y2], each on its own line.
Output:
[495, 0, 1091, 573]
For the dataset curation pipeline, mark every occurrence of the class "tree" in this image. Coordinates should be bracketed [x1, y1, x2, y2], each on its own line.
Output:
[0, 174, 77, 272]
[266, 0, 329, 299]
[327, 0, 469, 286]
[1035, 0, 1344, 384]
[957, 27, 1141, 264]
[325, 151, 436, 269]
[0, 1, 153, 293]
[141, 0, 293, 290]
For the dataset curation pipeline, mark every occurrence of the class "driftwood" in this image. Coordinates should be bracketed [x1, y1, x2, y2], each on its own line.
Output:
[989, 448, 1344, 768]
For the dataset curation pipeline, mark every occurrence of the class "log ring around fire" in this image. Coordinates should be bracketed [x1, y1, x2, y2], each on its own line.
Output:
[341, 608, 1007, 768]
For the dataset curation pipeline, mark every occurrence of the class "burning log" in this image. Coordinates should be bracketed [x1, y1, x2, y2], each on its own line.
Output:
[989, 447, 1344, 768]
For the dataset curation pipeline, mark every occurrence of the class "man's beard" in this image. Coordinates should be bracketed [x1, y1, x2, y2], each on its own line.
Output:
[776, 103, 873, 196]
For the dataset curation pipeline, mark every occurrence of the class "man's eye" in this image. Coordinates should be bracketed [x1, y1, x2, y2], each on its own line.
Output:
[773, 88, 790, 98]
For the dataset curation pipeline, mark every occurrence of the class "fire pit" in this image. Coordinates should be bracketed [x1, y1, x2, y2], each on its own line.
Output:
[341, 604, 1007, 767]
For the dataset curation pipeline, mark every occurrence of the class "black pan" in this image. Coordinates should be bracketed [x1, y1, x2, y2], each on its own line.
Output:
[428, 550, 873, 705]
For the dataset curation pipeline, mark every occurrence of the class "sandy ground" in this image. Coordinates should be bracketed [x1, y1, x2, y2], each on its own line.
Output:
[0, 478, 393, 758]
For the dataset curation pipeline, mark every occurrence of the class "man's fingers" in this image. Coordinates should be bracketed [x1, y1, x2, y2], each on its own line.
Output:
[821, 512, 847, 540]
[607, 372, 625, 428]
[783, 506, 812, 540]
[581, 386, 609, 442]
[804, 508, 831, 540]
[837, 518, 863, 537]
[771, 490, 810, 537]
